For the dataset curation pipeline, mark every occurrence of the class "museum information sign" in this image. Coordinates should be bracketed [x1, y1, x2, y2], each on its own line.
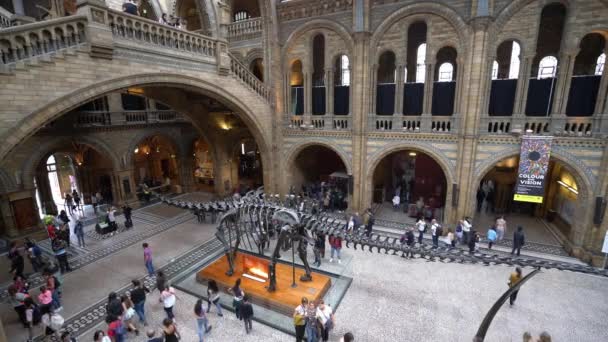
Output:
[513, 136, 553, 204]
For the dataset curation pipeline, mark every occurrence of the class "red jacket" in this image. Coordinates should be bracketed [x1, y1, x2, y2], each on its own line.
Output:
[46, 225, 56, 240]
[329, 236, 342, 249]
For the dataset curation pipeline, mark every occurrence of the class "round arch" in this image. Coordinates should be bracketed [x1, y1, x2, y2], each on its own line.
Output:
[245, 48, 264, 66]
[20, 135, 121, 189]
[471, 146, 595, 246]
[0, 73, 274, 191]
[283, 140, 353, 176]
[493, 0, 576, 34]
[281, 19, 355, 63]
[370, 2, 469, 56]
[125, 130, 185, 167]
[365, 142, 455, 220]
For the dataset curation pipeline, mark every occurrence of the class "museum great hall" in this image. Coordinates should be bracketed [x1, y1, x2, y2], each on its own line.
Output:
[0, 0, 607, 341]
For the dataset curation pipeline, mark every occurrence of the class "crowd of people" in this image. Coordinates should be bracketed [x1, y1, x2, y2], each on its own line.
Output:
[122, 0, 188, 29]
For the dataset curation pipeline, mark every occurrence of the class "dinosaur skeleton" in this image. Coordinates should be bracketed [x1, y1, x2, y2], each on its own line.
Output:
[154, 189, 608, 291]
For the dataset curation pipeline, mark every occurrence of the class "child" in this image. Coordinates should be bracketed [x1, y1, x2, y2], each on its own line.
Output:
[239, 294, 254, 334]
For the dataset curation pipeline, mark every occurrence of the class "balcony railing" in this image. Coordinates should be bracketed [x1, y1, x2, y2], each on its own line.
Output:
[368, 115, 457, 133]
[74, 110, 185, 127]
[107, 9, 216, 59]
[285, 115, 351, 131]
[480, 116, 597, 137]
[0, 15, 87, 67]
[227, 17, 262, 42]
[0, 6, 12, 28]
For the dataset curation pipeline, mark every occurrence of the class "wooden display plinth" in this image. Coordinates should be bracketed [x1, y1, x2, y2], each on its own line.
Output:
[197, 252, 331, 316]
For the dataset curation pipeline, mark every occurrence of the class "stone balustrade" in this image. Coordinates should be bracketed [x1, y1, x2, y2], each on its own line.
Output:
[368, 115, 457, 133]
[74, 110, 184, 127]
[107, 9, 216, 58]
[481, 116, 598, 137]
[285, 115, 351, 131]
[0, 15, 87, 66]
[229, 52, 271, 102]
[227, 17, 262, 42]
[0, 6, 12, 28]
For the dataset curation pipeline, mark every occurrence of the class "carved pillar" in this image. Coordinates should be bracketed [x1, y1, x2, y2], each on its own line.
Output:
[515, 56, 534, 116]
[551, 52, 577, 116]
[304, 71, 312, 123]
[422, 62, 435, 115]
[594, 47, 608, 132]
[179, 157, 195, 193]
[115, 169, 136, 204]
[371, 64, 378, 115]
[326, 68, 334, 115]
[394, 64, 405, 115]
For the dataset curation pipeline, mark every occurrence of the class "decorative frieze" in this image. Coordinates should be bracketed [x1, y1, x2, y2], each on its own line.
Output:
[277, 0, 353, 22]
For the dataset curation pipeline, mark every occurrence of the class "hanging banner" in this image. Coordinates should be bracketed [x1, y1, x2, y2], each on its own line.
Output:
[513, 136, 553, 203]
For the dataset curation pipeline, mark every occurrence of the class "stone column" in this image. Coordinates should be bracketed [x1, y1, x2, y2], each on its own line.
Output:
[304, 71, 312, 124]
[551, 51, 577, 116]
[514, 56, 534, 116]
[422, 62, 435, 115]
[394, 64, 405, 115]
[326, 68, 334, 115]
[370, 64, 378, 116]
[179, 157, 195, 193]
[115, 169, 136, 204]
[594, 47, 608, 131]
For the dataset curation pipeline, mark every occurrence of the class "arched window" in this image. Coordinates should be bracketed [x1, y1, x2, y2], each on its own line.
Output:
[337, 55, 350, 86]
[491, 61, 499, 80]
[377, 51, 396, 84]
[438, 63, 454, 82]
[234, 11, 250, 22]
[416, 43, 426, 83]
[538, 56, 558, 79]
[290, 60, 304, 115]
[596, 53, 606, 76]
[509, 42, 521, 79]
[312, 34, 325, 86]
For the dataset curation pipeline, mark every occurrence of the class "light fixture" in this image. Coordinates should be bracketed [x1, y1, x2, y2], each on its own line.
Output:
[134, 147, 139, 153]
[525, 129, 533, 133]
[241, 143, 245, 155]
[409, 152, 417, 157]
[557, 180, 578, 195]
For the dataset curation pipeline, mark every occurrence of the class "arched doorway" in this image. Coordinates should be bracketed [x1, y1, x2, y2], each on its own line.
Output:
[132, 135, 180, 188]
[192, 137, 215, 192]
[232, 139, 263, 194]
[371, 150, 447, 223]
[289, 145, 348, 211]
[475, 155, 587, 249]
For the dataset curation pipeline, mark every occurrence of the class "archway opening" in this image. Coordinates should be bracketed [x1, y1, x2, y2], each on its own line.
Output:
[403, 22, 427, 115]
[476, 156, 582, 248]
[376, 50, 397, 115]
[232, 138, 263, 194]
[432, 46, 457, 116]
[192, 137, 215, 192]
[489, 40, 520, 116]
[249, 58, 264, 82]
[133, 135, 179, 189]
[176, 0, 202, 31]
[372, 150, 447, 223]
[290, 60, 304, 115]
[566, 32, 606, 117]
[291, 145, 348, 211]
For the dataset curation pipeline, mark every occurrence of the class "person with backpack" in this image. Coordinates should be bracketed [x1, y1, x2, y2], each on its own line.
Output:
[106, 292, 124, 318]
[130, 279, 150, 326]
[106, 314, 127, 342]
[24, 296, 41, 342]
[26, 239, 44, 272]
[74, 219, 85, 248]
[51, 237, 71, 274]
[431, 219, 441, 248]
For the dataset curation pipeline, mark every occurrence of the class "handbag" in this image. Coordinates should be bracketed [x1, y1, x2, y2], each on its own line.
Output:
[293, 314, 305, 326]
[125, 307, 136, 320]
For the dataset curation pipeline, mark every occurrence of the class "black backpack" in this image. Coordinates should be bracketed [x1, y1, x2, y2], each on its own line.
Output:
[436, 225, 443, 236]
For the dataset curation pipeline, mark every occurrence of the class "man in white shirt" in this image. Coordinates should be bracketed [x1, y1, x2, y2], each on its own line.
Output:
[462, 217, 472, 244]
[108, 207, 117, 235]
[416, 218, 426, 244]
[316, 300, 333, 342]
[392, 195, 400, 211]
[431, 219, 440, 248]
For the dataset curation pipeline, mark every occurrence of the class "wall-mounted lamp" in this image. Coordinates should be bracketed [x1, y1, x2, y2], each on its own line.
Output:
[134, 147, 139, 153]
[241, 143, 245, 155]
[557, 180, 578, 195]
[408, 152, 417, 157]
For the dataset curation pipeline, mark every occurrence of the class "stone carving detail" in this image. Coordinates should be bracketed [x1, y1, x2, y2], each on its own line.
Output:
[91, 9, 105, 24]
[278, 0, 353, 22]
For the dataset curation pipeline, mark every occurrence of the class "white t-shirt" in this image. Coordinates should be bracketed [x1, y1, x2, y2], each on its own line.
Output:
[431, 223, 439, 236]
[162, 288, 176, 308]
[108, 210, 116, 222]
[392, 196, 400, 205]
[463, 220, 472, 233]
[316, 305, 333, 325]
[416, 220, 426, 232]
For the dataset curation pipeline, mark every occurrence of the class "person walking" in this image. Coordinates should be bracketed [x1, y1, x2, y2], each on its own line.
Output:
[315, 300, 334, 342]
[64, 194, 74, 215]
[156, 271, 166, 296]
[93, 330, 112, 342]
[72, 190, 81, 213]
[161, 285, 177, 321]
[51, 238, 71, 274]
[468, 230, 479, 254]
[142, 243, 155, 276]
[294, 297, 308, 342]
[341, 332, 354, 342]
[304, 300, 318, 342]
[91, 193, 98, 214]
[106, 315, 127, 342]
[508, 267, 523, 306]
[108, 207, 118, 235]
[496, 216, 507, 241]
[329, 234, 342, 264]
[24, 296, 41, 342]
[8, 285, 28, 327]
[228, 278, 244, 319]
[162, 318, 180, 342]
[455, 220, 464, 244]
[404, 227, 415, 257]
[74, 219, 85, 248]
[365, 214, 374, 238]
[416, 217, 426, 244]
[194, 299, 212, 341]
[239, 294, 254, 334]
[123, 204, 133, 228]
[462, 217, 472, 245]
[511, 226, 525, 256]
[447, 228, 456, 248]
[9, 248, 25, 279]
[206, 279, 223, 316]
[121, 294, 139, 335]
[130, 279, 149, 326]
[25, 239, 44, 273]
[430, 219, 440, 248]
[145, 329, 164, 342]
[487, 226, 497, 250]
[106, 292, 124, 318]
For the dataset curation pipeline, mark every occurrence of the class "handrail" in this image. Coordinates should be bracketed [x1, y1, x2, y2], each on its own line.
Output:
[106, 8, 216, 58]
[0, 6, 12, 28]
[227, 17, 262, 41]
[0, 15, 88, 66]
[228, 51, 271, 103]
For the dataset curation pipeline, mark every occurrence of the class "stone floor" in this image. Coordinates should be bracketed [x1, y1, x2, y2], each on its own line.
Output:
[3, 193, 607, 342]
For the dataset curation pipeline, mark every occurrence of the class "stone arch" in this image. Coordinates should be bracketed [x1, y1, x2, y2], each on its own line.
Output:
[488, 36, 527, 59]
[493, 0, 574, 35]
[370, 2, 469, 56]
[365, 141, 455, 221]
[124, 129, 185, 167]
[173, 0, 219, 36]
[471, 144, 595, 246]
[0, 73, 273, 191]
[245, 48, 264, 66]
[281, 19, 355, 63]
[20, 135, 121, 189]
[283, 140, 352, 176]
